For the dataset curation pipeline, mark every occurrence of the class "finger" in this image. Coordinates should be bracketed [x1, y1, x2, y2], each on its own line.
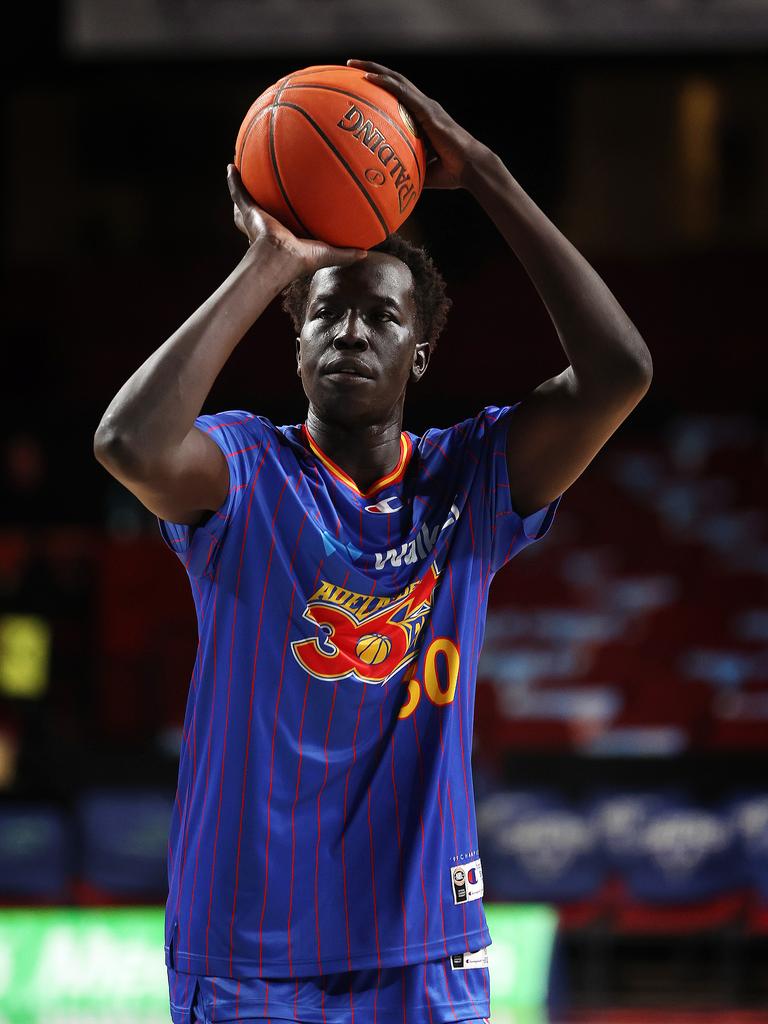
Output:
[227, 163, 250, 207]
[347, 58, 425, 102]
[312, 244, 369, 269]
[226, 164, 239, 200]
[359, 71, 433, 122]
[233, 205, 249, 237]
[347, 60, 437, 129]
[346, 58, 400, 78]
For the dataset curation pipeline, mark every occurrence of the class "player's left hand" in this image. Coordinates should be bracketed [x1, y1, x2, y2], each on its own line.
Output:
[346, 59, 483, 190]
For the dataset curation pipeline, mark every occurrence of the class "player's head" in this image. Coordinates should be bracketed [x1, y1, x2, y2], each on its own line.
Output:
[282, 235, 451, 426]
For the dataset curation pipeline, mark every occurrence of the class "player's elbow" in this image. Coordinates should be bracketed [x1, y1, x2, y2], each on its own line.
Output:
[630, 334, 653, 392]
[93, 421, 150, 479]
[609, 329, 653, 400]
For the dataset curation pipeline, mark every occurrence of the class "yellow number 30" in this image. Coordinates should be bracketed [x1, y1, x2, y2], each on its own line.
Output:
[398, 637, 460, 719]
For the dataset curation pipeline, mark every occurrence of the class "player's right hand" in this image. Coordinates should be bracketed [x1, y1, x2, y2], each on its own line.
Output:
[226, 164, 367, 275]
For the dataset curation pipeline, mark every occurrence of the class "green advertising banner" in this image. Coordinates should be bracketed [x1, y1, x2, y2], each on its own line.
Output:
[0, 904, 556, 1022]
[0, 907, 167, 1019]
[485, 903, 558, 1010]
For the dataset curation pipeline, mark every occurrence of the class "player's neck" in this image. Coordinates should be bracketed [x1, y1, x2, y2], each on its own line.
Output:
[305, 409, 405, 494]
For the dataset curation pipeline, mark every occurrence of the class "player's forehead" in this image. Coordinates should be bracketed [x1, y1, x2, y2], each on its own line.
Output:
[308, 254, 415, 313]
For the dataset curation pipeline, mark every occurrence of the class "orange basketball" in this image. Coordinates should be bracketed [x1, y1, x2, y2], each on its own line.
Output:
[234, 65, 427, 249]
[355, 633, 392, 666]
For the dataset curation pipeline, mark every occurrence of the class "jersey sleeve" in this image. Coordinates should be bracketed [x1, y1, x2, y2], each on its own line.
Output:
[462, 403, 562, 574]
[156, 410, 264, 579]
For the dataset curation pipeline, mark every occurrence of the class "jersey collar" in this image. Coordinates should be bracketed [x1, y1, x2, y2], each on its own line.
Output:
[302, 423, 413, 499]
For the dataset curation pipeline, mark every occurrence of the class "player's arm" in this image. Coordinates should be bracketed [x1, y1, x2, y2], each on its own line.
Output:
[348, 60, 653, 518]
[461, 151, 651, 516]
[93, 166, 367, 526]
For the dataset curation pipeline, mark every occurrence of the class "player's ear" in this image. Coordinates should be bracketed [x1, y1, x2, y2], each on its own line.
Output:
[295, 336, 301, 378]
[410, 341, 431, 383]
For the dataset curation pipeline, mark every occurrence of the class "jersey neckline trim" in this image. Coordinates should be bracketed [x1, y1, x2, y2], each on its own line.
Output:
[301, 423, 413, 498]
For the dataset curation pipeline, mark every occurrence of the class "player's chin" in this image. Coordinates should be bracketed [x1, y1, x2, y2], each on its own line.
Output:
[315, 375, 380, 407]
[312, 382, 388, 422]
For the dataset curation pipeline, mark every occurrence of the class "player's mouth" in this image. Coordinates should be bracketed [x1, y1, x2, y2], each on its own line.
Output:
[321, 359, 374, 383]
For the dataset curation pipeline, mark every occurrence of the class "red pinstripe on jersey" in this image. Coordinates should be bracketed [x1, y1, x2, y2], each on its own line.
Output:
[172, 544, 219, 1009]
[185, 557, 221, 972]
[463, 544, 492, 955]
[421, 433, 451, 462]
[439, 955, 459, 1021]
[285, 559, 326, 975]
[205, 441, 271, 971]
[341, 570, 379, 974]
[423, 608, 452, 972]
[446, 548, 476, 948]
[284, 488, 339, 971]
[421, 471, 462, 991]
[313, 561, 351, 978]
[258, 504, 308, 963]
[445, 780, 467, 940]
[225, 444, 262, 456]
[448, 559, 474, 837]
[390, 724, 408, 961]
[229, 477, 290, 973]
[176, 560, 222, 1009]
[373, 703, 385, 1023]
[315, 679, 340, 975]
[206, 414, 257, 432]
[411, 714, 434, 1022]
[341, 682, 368, 971]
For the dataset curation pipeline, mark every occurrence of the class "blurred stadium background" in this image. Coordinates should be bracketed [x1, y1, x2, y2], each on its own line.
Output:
[1, 1, 767, 1021]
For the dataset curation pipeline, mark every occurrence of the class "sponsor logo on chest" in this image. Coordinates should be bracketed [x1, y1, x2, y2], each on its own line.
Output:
[374, 503, 460, 571]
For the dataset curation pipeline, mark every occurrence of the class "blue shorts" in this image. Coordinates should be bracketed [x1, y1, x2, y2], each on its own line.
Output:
[167, 953, 491, 1024]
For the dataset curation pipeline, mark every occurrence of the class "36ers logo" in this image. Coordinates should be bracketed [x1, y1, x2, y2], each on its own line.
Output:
[291, 565, 439, 684]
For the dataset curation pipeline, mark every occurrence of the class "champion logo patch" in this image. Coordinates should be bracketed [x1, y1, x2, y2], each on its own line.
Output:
[450, 858, 484, 905]
[365, 496, 403, 515]
[450, 947, 489, 971]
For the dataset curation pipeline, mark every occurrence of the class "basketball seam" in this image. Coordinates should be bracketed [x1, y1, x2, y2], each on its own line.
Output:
[282, 83, 423, 186]
[275, 100, 389, 240]
[236, 104, 272, 168]
[288, 67, 353, 77]
[270, 77, 313, 238]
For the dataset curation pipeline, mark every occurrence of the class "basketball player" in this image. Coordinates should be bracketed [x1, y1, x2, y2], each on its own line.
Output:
[94, 60, 651, 1024]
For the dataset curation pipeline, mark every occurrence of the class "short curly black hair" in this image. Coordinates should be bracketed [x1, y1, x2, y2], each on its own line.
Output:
[281, 234, 451, 353]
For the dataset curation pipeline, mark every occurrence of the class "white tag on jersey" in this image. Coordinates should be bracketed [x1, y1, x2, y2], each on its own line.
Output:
[450, 946, 489, 970]
[450, 858, 484, 904]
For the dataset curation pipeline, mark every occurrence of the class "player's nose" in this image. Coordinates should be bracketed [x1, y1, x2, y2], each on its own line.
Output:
[333, 310, 368, 350]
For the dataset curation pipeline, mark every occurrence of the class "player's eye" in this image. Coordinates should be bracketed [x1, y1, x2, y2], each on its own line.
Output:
[313, 307, 336, 320]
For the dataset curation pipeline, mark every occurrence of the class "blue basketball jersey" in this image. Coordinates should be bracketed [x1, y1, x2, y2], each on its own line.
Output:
[158, 403, 560, 980]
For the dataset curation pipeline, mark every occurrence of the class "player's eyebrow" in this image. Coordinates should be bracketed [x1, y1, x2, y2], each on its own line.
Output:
[373, 295, 403, 311]
[311, 292, 403, 312]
